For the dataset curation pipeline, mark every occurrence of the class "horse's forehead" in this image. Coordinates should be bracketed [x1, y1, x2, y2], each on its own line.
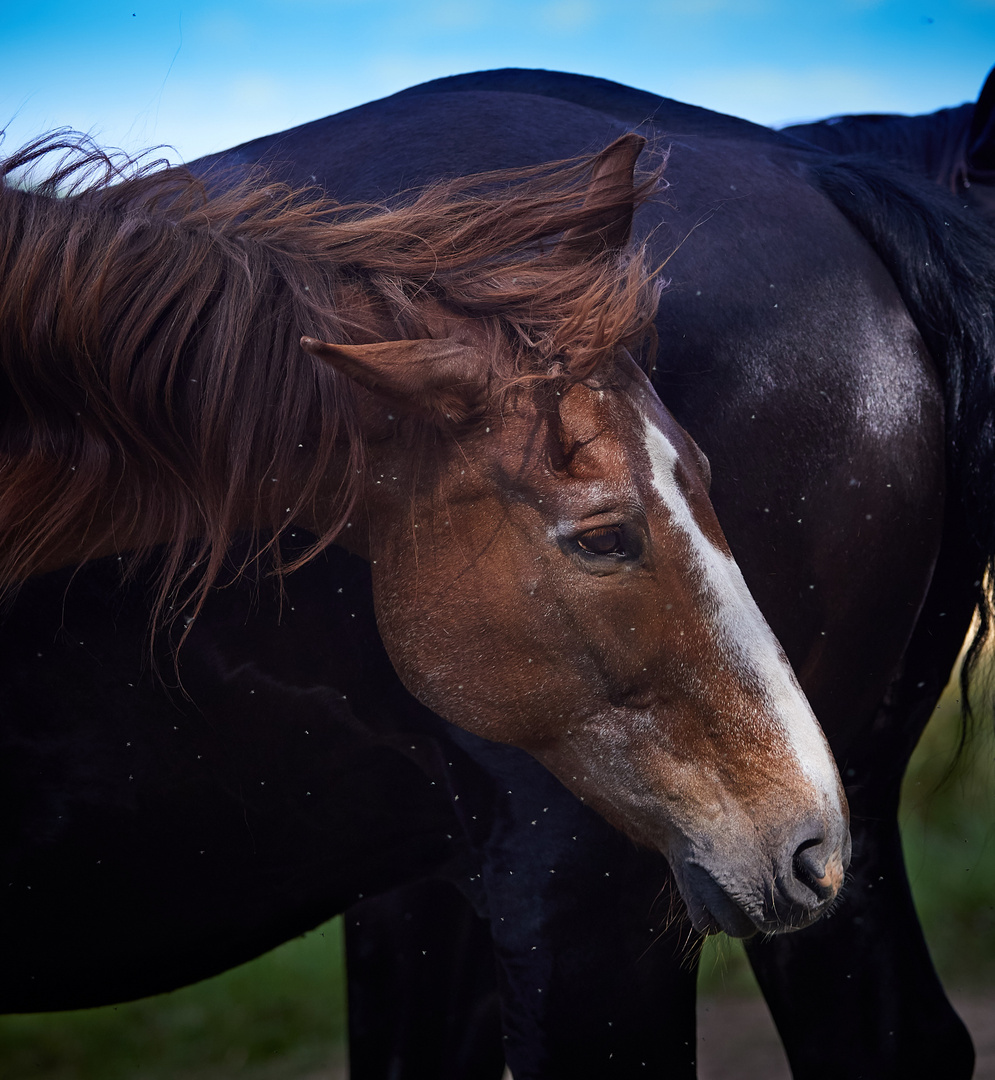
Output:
[554, 378, 655, 469]
[557, 381, 617, 441]
[581, 383, 727, 552]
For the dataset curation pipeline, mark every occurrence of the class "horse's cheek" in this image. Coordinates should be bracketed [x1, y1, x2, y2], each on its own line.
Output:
[362, 546, 503, 737]
[362, 522, 566, 743]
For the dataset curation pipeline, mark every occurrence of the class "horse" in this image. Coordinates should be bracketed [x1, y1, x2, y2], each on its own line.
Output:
[201, 67, 995, 1078]
[783, 64, 995, 216]
[0, 125, 849, 1078]
[2, 67, 993, 1078]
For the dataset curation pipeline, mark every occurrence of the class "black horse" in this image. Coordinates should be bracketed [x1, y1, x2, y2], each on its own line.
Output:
[3, 69, 994, 1079]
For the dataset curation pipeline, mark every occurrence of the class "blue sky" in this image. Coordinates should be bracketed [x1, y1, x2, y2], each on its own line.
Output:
[3, 1, 993, 163]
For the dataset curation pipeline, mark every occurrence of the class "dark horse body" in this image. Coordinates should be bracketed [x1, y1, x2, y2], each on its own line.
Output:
[3, 69, 994, 1078]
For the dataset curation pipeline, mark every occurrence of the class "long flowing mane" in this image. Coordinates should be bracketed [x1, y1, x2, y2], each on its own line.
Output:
[0, 135, 662, 624]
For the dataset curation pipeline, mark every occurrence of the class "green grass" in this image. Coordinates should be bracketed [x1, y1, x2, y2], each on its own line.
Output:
[900, 681, 995, 988]
[4, 683, 995, 1074]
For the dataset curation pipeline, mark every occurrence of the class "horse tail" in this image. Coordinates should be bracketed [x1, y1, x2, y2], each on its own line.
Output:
[809, 157, 995, 707]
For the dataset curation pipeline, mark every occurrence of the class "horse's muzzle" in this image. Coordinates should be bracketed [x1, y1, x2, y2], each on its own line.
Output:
[682, 821, 851, 937]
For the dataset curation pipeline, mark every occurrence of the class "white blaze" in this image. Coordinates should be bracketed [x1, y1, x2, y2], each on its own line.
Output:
[641, 414, 839, 800]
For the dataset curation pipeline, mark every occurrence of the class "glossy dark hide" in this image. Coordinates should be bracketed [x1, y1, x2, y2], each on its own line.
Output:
[0, 548, 457, 1006]
[2, 68, 986, 1079]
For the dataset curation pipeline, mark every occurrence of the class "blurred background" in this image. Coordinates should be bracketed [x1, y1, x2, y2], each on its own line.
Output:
[3, 1, 995, 1076]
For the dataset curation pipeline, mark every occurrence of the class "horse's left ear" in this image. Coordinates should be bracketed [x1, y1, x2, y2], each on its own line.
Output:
[967, 65, 995, 176]
[301, 336, 488, 424]
[558, 133, 646, 258]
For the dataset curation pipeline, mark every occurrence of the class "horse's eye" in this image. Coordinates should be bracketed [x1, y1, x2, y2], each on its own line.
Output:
[576, 526, 627, 556]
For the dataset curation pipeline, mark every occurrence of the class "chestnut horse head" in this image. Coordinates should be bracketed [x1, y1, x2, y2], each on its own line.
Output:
[0, 133, 847, 934]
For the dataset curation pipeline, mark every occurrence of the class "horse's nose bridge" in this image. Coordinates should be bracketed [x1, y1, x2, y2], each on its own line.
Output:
[658, 597, 838, 803]
[702, 579, 846, 819]
[682, 653, 850, 891]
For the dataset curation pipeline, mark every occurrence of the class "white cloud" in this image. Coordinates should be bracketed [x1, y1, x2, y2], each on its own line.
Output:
[429, 1, 497, 29]
[226, 73, 287, 110]
[539, 0, 597, 31]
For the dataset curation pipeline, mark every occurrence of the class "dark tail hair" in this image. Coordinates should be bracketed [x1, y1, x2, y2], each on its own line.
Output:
[809, 157, 995, 707]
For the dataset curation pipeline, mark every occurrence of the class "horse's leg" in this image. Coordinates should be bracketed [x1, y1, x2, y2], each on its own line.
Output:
[433, 734, 699, 1080]
[344, 732, 701, 1079]
[345, 881, 504, 1080]
[746, 527, 979, 1080]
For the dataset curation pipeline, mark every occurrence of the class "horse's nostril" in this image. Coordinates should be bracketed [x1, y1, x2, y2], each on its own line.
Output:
[792, 838, 839, 902]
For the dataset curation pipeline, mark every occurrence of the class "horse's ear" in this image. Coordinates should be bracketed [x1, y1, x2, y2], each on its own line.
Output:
[558, 133, 646, 258]
[301, 336, 488, 424]
[967, 65, 995, 175]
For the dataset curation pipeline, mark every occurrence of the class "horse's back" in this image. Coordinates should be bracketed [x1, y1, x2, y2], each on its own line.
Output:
[782, 104, 974, 170]
[782, 64, 995, 218]
[200, 84, 631, 198]
[198, 68, 801, 195]
[389, 68, 793, 145]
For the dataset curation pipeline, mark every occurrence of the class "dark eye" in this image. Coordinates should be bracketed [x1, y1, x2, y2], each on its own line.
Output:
[576, 526, 627, 557]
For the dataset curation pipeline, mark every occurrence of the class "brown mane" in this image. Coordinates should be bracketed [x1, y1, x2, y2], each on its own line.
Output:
[0, 133, 663, 623]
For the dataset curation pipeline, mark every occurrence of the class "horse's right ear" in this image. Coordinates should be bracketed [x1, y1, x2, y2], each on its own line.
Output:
[967, 65, 995, 175]
[301, 336, 488, 424]
[558, 133, 646, 259]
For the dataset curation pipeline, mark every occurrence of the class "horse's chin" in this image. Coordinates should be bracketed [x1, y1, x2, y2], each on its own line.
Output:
[679, 863, 761, 938]
[675, 859, 836, 939]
